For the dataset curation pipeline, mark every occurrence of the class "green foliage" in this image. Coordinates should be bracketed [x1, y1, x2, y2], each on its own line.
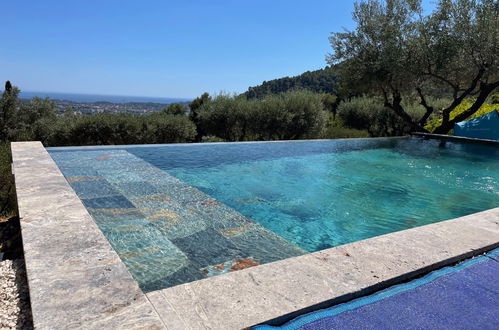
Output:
[197, 90, 328, 141]
[0, 82, 20, 141]
[15, 97, 57, 139]
[328, 0, 499, 133]
[322, 125, 369, 139]
[321, 93, 339, 118]
[28, 113, 196, 146]
[201, 135, 225, 143]
[337, 96, 429, 136]
[0, 142, 16, 217]
[189, 92, 211, 141]
[244, 67, 337, 99]
[189, 92, 211, 112]
[425, 99, 499, 132]
[163, 103, 187, 116]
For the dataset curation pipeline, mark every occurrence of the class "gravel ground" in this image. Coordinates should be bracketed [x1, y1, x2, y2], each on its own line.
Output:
[0, 217, 33, 330]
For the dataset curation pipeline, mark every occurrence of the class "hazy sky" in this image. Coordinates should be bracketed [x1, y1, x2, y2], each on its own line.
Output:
[2, 0, 433, 98]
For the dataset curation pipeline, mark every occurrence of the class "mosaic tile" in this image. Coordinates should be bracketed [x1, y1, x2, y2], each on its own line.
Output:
[152, 182, 211, 203]
[69, 180, 119, 199]
[95, 168, 144, 183]
[66, 176, 104, 182]
[103, 224, 190, 290]
[94, 153, 112, 160]
[184, 200, 254, 232]
[146, 209, 208, 240]
[129, 197, 208, 239]
[172, 228, 242, 268]
[90, 208, 144, 217]
[131, 194, 173, 204]
[225, 224, 305, 264]
[133, 199, 184, 217]
[140, 264, 205, 292]
[113, 181, 159, 198]
[60, 167, 101, 178]
[139, 169, 183, 185]
[83, 195, 135, 209]
[200, 257, 260, 277]
[91, 210, 150, 231]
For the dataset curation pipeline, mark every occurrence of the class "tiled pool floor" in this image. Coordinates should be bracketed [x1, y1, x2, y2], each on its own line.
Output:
[50, 150, 304, 292]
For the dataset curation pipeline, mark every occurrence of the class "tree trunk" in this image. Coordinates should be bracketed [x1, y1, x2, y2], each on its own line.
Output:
[433, 81, 499, 135]
[383, 90, 429, 133]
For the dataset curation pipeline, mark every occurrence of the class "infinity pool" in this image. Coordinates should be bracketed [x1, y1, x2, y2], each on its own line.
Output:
[48, 137, 499, 292]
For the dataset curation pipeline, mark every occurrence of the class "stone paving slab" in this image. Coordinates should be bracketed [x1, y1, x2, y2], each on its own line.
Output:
[11, 142, 165, 330]
[147, 207, 499, 330]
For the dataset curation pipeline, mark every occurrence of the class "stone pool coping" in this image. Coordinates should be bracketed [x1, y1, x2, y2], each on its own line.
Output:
[12, 141, 499, 329]
[11, 142, 165, 329]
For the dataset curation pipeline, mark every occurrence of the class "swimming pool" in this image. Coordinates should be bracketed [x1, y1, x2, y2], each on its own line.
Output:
[47, 137, 499, 292]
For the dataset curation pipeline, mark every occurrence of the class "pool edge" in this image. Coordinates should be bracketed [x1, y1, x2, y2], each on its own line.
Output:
[44, 136, 408, 151]
[11, 141, 166, 330]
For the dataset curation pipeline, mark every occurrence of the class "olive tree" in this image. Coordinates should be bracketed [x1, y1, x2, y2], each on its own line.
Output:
[328, 0, 499, 134]
[163, 103, 187, 116]
[0, 81, 19, 141]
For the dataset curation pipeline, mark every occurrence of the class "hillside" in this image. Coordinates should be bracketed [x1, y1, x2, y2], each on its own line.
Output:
[244, 66, 337, 99]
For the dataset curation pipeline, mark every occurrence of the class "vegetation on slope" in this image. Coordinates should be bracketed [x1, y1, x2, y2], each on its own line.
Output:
[244, 66, 337, 99]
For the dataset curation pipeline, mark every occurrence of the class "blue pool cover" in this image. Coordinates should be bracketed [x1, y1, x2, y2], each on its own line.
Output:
[454, 110, 499, 141]
[255, 248, 499, 329]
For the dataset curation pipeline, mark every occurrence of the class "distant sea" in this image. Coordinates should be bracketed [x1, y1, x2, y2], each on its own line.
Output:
[19, 91, 191, 104]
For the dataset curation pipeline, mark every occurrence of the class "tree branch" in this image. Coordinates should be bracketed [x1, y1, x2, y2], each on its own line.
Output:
[416, 87, 434, 126]
[381, 86, 428, 133]
[425, 68, 460, 99]
[440, 67, 485, 125]
[433, 80, 499, 134]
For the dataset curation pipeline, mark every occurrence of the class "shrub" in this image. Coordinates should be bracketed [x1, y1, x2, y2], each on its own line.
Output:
[337, 96, 434, 136]
[29, 113, 197, 146]
[201, 135, 225, 142]
[322, 123, 369, 139]
[0, 142, 16, 217]
[337, 96, 378, 131]
[197, 90, 328, 141]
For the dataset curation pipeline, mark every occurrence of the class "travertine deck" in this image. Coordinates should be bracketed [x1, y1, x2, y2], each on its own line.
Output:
[11, 142, 165, 329]
[11, 141, 499, 329]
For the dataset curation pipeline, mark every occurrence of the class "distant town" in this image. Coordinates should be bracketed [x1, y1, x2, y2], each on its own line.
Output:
[16, 91, 191, 115]
[21, 98, 188, 115]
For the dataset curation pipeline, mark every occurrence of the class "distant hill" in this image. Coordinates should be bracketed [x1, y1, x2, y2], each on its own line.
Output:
[244, 66, 337, 99]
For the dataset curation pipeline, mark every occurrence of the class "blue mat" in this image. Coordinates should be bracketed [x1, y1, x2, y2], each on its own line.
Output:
[454, 110, 499, 141]
[255, 249, 499, 330]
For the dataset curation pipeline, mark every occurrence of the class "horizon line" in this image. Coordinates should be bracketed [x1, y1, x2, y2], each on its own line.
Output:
[18, 90, 194, 101]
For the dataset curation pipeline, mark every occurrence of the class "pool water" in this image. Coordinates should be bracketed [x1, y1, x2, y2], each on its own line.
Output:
[130, 138, 499, 251]
[48, 137, 499, 291]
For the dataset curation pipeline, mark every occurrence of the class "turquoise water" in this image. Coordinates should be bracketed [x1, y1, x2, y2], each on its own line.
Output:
[130, 138, 499, 252]
[48, 137, 499, 290]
